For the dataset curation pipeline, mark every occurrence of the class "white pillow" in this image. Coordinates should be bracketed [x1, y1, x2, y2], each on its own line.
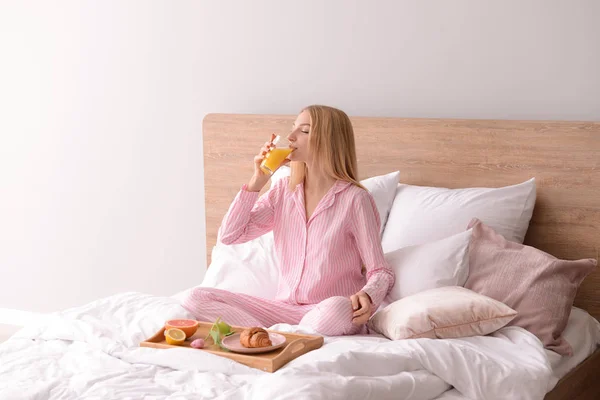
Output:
[270, 165, 292, 184]
[199, 169, 400, 299]
[385, 229, 472, 303]
[199, 232, 280, 298]
[362, 171, 401, 234]
[381, 178, 536, 253]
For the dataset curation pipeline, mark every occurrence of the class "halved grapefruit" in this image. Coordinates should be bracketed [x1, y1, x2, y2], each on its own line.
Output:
[165, 319, 199, 339]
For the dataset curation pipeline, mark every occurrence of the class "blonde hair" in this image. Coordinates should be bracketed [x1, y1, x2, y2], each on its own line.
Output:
[289, 105, 365, 191]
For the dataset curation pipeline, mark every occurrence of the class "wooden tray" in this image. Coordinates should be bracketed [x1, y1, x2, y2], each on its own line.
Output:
[140, 321, 324, 372]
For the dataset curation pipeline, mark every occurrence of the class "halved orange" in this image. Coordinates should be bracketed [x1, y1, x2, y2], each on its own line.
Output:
[165, 319, 199, 339]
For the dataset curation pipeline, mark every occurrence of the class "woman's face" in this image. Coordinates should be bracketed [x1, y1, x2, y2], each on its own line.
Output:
[287, 110, 311, 163]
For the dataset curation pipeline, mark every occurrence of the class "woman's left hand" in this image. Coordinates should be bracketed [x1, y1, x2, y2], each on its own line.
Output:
[350, 291, 372, 325]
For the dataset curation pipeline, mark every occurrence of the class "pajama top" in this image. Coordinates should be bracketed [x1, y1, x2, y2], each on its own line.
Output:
[219, 177, 395, 309]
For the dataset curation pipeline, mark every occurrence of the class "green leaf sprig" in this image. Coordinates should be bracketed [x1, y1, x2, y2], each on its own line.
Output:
[204, 317, 234, 349]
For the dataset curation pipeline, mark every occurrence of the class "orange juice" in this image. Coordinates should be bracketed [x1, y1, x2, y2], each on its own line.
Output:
[260, 147, 293, 174]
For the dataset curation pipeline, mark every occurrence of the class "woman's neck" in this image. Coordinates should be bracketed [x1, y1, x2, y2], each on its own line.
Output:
[304, 167, 336, 193]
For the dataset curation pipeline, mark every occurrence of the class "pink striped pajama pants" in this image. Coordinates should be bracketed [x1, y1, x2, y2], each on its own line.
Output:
[181, 287, 367, 336]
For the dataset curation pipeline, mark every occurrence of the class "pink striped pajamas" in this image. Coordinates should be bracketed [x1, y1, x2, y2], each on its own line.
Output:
[182, 177, 395, 336]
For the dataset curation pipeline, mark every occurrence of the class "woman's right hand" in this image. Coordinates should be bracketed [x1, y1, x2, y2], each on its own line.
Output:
[247, 134, 277, 192]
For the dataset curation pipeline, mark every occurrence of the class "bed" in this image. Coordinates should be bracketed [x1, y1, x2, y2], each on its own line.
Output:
[202, 113, 600, 399]
[1, 113, 599, 400]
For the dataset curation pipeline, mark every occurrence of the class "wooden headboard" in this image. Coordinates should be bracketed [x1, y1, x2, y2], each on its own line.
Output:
[203, 113, 600, 320]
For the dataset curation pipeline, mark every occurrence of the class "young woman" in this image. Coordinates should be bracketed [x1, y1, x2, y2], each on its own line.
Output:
[182, 105, 394, 335]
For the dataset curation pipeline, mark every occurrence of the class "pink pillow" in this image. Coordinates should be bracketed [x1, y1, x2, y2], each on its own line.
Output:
[464, 218, 597, 355]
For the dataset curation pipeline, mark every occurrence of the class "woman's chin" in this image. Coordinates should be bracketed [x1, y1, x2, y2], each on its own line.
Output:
[288, 152, 308, 163]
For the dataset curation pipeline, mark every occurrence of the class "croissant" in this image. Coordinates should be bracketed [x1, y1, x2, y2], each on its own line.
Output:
[240, 327, 272, 348]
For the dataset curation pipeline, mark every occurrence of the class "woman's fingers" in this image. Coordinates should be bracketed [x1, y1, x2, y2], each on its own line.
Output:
[253, 134, 278, 172]
[352, 313, 370, 325]
[352, 295, 371, 317]
[350, 295, 359, 312]
[260, 141, 275, 156]
[353, 307, 368, 318]
[351, 293, 372, 325]
[359, 295, 371, 314]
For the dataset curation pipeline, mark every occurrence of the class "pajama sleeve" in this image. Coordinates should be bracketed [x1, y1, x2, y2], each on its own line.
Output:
[218, 178, 286, 245]
[350, 190, 395, 308]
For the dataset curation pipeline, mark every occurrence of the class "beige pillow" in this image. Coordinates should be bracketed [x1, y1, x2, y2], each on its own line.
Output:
[368, 286, 517, 340]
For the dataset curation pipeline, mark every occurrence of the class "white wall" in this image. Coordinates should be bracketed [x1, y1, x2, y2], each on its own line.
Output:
[1, 0, 599, 319]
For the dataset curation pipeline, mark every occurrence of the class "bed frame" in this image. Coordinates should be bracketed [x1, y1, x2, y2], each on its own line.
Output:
[203, 113, 600, 399]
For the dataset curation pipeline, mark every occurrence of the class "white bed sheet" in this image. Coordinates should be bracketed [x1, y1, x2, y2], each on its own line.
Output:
[0, 292, 596, 400]
[545, 306, 600, 381]
[0, 292, 552, 400]
[434, 306, 600, 400]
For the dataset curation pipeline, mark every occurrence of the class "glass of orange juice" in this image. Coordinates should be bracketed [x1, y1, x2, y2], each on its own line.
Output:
[260, 135, 294, 174]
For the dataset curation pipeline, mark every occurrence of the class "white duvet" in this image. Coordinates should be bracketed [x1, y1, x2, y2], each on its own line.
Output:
[0, 292, 555, 400]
